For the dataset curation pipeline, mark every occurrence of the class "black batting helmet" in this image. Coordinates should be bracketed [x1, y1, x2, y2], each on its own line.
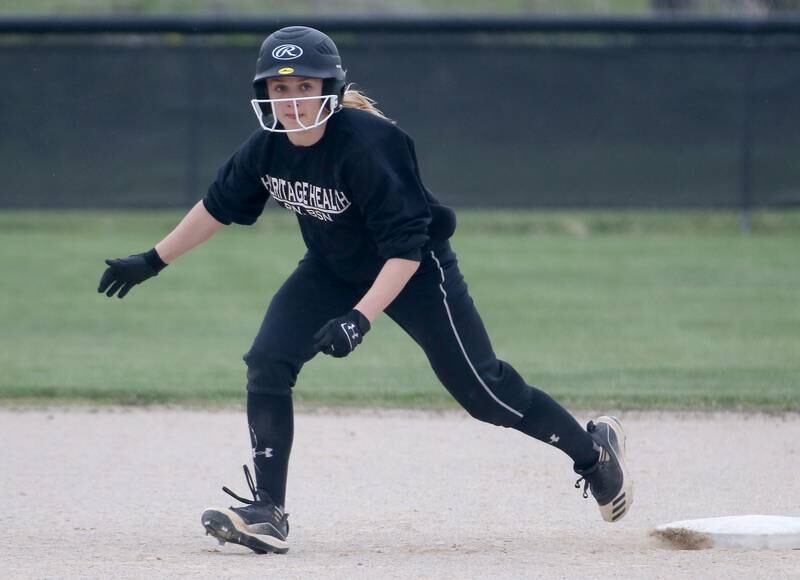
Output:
[252, 26, 346, 105]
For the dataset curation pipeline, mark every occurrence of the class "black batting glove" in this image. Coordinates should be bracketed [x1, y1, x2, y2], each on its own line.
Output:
[98, 248, 167, 299]
[313, 309, 371, 358]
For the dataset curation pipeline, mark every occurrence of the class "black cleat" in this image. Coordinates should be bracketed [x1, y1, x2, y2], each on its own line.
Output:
[574, 416, 633, 523]
[202, 465, 290, 554]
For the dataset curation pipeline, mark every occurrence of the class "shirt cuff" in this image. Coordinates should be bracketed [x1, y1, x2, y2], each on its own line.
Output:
[202, 196, 233, 226]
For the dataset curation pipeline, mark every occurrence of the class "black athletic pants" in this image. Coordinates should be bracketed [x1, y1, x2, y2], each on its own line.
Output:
[244, 245, 598, 506]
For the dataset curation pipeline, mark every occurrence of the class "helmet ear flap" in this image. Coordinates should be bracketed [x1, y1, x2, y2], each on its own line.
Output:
[252, 82, 276, 127]
[323, 78, 346, 111]
[254, 82, 267, 101]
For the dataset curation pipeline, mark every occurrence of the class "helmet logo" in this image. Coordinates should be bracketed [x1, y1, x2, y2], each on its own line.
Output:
[272, 44, 303, 60]
[278, 67, 295, 75]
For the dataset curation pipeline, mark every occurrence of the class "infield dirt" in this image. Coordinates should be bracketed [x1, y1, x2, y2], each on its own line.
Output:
[1, 408, 798, 579]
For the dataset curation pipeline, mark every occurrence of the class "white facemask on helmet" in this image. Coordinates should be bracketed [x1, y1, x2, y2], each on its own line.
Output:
[250, 94, 339, 133]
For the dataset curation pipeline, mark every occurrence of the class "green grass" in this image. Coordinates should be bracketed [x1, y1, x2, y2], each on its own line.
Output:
[1, 209, 799, 411]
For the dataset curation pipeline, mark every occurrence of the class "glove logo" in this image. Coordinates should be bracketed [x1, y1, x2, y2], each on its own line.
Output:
[314, 310, 370, 358]
[272, 44, 303, 60]
[340, 322, 359, 350]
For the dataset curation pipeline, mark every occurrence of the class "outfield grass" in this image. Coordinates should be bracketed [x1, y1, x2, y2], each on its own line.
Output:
[1, 209, 798, 411]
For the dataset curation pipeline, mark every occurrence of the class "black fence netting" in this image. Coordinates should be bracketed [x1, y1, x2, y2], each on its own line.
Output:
[1, 23, 799, 209]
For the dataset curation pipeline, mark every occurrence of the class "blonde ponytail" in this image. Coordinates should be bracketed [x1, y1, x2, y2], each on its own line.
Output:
[341, 84, 392, 122]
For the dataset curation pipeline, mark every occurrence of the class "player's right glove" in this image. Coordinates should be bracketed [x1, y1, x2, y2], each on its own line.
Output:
[312, 309, 371, 358]
[98, 248, 167, 299]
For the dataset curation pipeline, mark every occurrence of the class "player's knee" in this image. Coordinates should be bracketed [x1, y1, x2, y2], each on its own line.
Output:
[459, 394, 520, 427]
[447, 361, 532, 428]
[244, 352, 298, 396]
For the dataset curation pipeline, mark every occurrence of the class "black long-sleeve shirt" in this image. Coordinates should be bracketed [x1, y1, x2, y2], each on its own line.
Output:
[203, 107, 455, 284]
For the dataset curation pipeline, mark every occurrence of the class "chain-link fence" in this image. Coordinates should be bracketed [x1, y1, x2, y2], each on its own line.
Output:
[1, 16, 798, 210]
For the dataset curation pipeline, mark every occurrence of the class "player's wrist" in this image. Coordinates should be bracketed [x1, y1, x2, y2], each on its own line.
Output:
[351, 309, 371, 333]
[142, 248, 168, 273]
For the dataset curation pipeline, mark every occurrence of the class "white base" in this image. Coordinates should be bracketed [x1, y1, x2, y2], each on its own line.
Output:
[654, 515, 800, 550]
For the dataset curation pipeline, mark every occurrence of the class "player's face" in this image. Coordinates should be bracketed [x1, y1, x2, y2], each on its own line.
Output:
[266, 77, 325, 130]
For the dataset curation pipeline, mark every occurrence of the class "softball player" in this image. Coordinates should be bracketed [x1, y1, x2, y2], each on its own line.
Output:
[98, 26, 633, 554]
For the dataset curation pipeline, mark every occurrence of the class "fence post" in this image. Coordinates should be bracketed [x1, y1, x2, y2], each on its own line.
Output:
[738, 34, 756, 234]
[185, 46, 202, 207]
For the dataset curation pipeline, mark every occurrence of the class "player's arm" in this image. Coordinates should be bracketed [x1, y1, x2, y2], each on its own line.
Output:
[354, 257, 420, 322]
[312, 257, 419, 358]
[98, 201, 226, 299]
[155, 200, 226, 263]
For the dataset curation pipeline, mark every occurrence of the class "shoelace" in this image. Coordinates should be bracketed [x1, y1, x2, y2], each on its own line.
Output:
[575, 477, 590, 499]
[575, 421, 600, 499]
[222, 464, 263, 505]
[575, 462, 600, 499]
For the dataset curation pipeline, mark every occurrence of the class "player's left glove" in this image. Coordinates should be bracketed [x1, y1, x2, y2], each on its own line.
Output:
[97, 248, 167, 299]
[312, 309, 371, 358]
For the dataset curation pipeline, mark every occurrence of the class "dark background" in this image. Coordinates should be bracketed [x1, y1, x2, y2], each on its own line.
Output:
[1, 18, 798, 209]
